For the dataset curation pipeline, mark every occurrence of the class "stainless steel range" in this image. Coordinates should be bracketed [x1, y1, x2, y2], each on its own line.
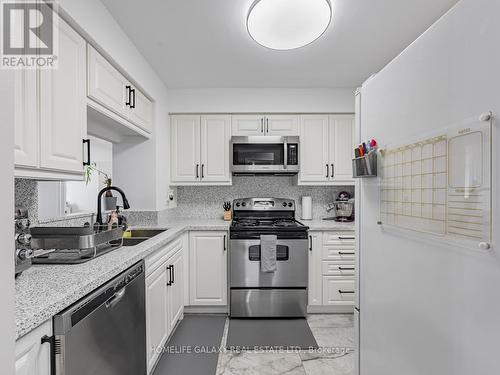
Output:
[229, 198, 309, 318]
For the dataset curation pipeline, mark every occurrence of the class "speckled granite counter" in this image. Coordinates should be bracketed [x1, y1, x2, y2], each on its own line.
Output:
[15, 219, 230, 340]
[15, 217, 353, 340]
[300, 219, 355, 231]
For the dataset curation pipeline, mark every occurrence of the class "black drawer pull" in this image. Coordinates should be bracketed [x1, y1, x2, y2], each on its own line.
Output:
[338, 267, 355, 271]
[339, 237, 355, 240]
[338, 251, 355, 255]
[338, 290, 355, 294]
[309, 235, 312, 251]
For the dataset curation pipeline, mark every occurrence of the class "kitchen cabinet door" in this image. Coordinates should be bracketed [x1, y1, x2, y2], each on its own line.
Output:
[322, 277, 355, 306]
[15, 320, 52, 375]
[231, 115, 265, 136]
[200, 115, 231, 183]
[128, 87, 153, 133]
[39, 17, 86, 173]
[330, 115, 355, 181]
[189, 231, 227, 305]
[167, 249, 184, 330]
[265, 115, 299, 136]
[171, 115, 201, 183]
[14, 68, 38, 168]
[146, 264, 169, 373]
[299, 115, 330, 182]
[308, 232, 323, 306]
[87, 45, 128, 119]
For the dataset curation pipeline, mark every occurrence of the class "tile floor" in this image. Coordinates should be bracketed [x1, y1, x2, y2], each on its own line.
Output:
[216, 314, 355, 375]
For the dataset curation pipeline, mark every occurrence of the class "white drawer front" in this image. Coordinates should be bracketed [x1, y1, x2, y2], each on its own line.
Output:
[322, 247, 356, 261]
[322, 277, 355, 305]
[322, 261, 355, 276]
[323, 231, 355, 246]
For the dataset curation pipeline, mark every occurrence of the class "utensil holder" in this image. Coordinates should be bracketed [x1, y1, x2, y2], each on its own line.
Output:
[352, 151, 378, 178]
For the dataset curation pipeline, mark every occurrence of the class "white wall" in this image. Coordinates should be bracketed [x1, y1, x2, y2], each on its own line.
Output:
[358, 0, 500, 374]
[57, 0, 172, 211]
[167, 88, 355, 113]
[1, 70, 15, 374]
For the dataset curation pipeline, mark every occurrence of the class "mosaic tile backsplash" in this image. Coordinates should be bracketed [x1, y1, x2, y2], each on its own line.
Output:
[175, 176, 354, 219]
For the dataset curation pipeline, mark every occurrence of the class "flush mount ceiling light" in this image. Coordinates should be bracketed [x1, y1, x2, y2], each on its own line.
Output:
[247, 0, 332, 50]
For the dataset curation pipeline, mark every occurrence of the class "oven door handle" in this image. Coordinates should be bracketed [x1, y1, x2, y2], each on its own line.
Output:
[284, 139, 288, 170]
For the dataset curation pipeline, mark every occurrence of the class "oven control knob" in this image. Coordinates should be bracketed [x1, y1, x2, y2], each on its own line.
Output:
[288, 202, 293, 207]
[282, 202, 287, 207]
[17, 248, 34, 261]
[236, 203, 240, 207]
[16, 233, 32, 246]
[241, 202, 246, 207]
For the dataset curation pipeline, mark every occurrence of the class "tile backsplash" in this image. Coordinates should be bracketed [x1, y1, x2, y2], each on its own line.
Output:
[175, 175, 354, 219]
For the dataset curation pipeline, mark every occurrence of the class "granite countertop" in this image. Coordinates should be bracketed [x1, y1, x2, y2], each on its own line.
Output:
[15, 217, 354, 340]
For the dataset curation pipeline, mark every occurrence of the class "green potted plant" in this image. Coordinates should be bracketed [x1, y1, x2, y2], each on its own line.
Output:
[84, 163, 116, 210]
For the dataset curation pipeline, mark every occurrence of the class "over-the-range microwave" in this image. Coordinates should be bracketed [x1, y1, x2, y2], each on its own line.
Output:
[230, 136, 299, 175]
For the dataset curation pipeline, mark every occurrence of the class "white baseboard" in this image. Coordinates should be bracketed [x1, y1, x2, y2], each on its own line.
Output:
[307, 305, 354, 314]
[184, 305, 229, 314]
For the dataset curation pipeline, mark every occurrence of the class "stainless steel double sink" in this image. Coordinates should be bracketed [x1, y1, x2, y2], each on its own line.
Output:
[121, 229, 167, 246]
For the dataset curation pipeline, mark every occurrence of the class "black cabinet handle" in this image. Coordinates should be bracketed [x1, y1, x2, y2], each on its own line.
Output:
[125, 85, 132, 107]
[331, 163, 334, 178]
[338, 267, 355, 271]
[196, 164, 199, 178]
[266, 118, 269, 133]
[309, 235, 312, 251]
[261, 118, 264, 133]
[223, 235, 227, 251]
[41, 335, 57, 375]
[338, 290, 355, 294]
[339, 237, 355, 240]
[326, 164, 329, 178]
[171, 264, 175, 284]
[201, 164, 204, 178]
[82, 139, 91, 166]
[338, 251, 355, 255]
[167, 265, 172, 286]
[130, 88, 136, 109]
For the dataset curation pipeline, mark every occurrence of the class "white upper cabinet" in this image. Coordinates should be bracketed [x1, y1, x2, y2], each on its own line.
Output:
[330, 115, 355, 181]
[128, 88, 153, 133]
[201, 115, 231, 182]
[298, 114, 355, 185]
[299, 115, 330, 182]
[87, 45, 153, 135]
[171, 115, 201, 183]
[39, 17, 87, 173]
[231, 115, 264, 136]
[87, 45, 128, 117]
[265, 115, 299, 136]
[14, 69, 38, 168]
[15, 14, 87, 180]
[189, 231, 227, 306]
[170, 115, 231, 185]
[232, 115, 299, 136]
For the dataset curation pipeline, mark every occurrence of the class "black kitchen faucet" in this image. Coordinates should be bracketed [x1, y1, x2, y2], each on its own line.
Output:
[95, 186, 130, 227]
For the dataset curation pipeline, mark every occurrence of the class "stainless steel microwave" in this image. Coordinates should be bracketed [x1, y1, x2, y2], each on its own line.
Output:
[230, 136, 300, 175]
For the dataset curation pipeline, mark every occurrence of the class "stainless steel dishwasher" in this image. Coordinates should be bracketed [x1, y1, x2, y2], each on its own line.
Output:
[48, 261, 146, 375]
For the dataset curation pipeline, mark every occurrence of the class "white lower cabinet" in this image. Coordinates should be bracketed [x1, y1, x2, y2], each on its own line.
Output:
[308, 232, 323, 306]
[308, 230, 356, 311]
[189, 231, 228, 306]
[145, 238, 184, 374]
[146, 263, 169, 373]
[15, 320, 52, 375]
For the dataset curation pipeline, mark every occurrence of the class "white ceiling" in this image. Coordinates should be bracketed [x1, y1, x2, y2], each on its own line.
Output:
[101, 0, 458, 89]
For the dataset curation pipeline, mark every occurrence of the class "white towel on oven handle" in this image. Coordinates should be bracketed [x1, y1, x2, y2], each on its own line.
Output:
[260, 234, 277, 273]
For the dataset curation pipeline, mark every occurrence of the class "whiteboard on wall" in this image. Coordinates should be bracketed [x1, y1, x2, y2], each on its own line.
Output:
[379, 112, 492, 250]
